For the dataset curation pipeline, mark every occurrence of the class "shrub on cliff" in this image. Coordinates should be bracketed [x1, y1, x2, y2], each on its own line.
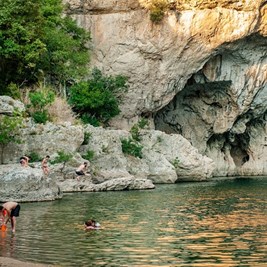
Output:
[121, 138, 143, 159]
[68, 68, 128, 125]
[139, 0, 169, 23]
[27, 87, 55, 124]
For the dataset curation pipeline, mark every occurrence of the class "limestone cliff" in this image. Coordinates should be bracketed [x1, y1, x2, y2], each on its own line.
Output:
[64, 0, 267, 176]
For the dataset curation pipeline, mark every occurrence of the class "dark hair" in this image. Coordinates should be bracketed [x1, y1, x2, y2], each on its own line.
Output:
[46, 155, 50, 158]
[0, 206, 3, 211]
[85, 219, 96, 226]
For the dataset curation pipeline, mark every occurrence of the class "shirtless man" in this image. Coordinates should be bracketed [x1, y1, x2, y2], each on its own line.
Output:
[20, 155, 30, 167]
[0, 202, 20, 233]
[75, 162, 90, 180]
[41, 155, 50, 175]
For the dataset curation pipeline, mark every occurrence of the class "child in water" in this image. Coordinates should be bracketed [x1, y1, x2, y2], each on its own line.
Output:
[84, 219, 101, 230]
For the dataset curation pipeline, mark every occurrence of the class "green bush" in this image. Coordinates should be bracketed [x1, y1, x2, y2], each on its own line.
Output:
[51, 151, 72, 164]
[172, 157, 180, 168]
[29, 90, 55, 110]
[82, 150, 94, 161]
[138, 118, 149, 129]
[82, 132, 92, 145]
[130, 124, 141, 142]
[69, 68, 128, 125]
[28, 88, 55, 123]
[130, 118, 149, 142]
[32, 111, 49, 124]
[121, 138, 143, 158]
[81, 114, 100, 127]
[1, 83, 21, 99]
[140, 0, 169, 23]
[150, 7, 165, 23]
[28, 151, 42, 162]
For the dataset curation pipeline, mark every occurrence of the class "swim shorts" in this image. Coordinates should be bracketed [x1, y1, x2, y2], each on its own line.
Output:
[75, 171, 85, 176]
[11, 204, 20, 217]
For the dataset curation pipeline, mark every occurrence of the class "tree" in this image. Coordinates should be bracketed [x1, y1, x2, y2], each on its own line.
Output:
[28, 87, 56, 123]
[0, 0, 45, 94]
[0, 0, 90, 97]
[0, 112, 23, 164]
[68, 68, 128, 125]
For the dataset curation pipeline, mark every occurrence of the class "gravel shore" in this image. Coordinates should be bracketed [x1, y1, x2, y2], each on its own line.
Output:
[0, 257, 54, 267]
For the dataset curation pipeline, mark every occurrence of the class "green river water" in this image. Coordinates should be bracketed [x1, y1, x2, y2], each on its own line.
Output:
[1, 177, 267, 266]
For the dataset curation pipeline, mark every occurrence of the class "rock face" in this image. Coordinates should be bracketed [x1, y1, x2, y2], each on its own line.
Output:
[0, 165, 62, 202]
[57, 177, 155, 192]
[0, 95, 25, 115]
[3, 120, 84, 164]
[80, 125, 214, 183]
[0, 99, 214, 201]
[65, 0, 267, 176]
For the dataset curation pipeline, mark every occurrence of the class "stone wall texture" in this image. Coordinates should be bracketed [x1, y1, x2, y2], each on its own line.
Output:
[63, 0, 267, 176]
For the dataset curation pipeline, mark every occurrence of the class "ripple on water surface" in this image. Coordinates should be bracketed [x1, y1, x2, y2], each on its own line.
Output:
[0, 177, 267, 266]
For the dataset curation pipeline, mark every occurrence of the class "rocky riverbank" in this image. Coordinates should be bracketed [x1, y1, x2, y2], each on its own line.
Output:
[1, 96, 216, 202]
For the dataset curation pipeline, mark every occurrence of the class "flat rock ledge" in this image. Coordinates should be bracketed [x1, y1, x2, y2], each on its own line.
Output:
[0, 165, 62, 202]
[57, 177, 155, 192]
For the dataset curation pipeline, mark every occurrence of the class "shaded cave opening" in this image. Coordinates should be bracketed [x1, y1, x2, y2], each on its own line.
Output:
[206, 132, 250, 167]
[154, 68, 233, 139]
[153, 67, 253, 168]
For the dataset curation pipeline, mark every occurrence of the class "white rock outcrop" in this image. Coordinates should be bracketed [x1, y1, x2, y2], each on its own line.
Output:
[64, 0, 267, 177]
[0, 95, 25, 115]
[0, 165, 62, 202]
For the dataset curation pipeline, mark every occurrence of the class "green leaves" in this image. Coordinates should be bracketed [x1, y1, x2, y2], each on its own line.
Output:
[121, 138, 143, 158]
[0, 111, 23, 163]
[0, 0, 90, 95]
[69, 68, 128, 125]
[28, 88, 55, 123]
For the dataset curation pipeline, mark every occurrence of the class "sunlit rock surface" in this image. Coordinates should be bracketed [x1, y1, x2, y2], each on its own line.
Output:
[57, 177, 155, 192]
[0, 96, 25, 115]
[0, 165, 62, 202]
[4, 120, 84, 164]
[80, 125, 214, 182]
[65, 0, 267, 176]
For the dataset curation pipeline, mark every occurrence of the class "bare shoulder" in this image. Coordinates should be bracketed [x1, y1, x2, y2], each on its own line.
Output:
[3, 202, 18, 210]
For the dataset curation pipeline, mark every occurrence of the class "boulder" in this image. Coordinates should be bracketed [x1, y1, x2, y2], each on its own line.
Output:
[57, 176, 155, 192]
[0, 96, 25, 115]
[5, 121, 84, 164]
[0, 165, 62, 202]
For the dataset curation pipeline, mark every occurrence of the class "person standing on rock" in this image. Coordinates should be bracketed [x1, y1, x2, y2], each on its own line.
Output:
[41, 155, 50, 175]
[0, 202, 20, 233]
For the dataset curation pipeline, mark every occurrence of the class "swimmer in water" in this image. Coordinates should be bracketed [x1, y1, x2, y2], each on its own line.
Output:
[84, 219, 101, 230]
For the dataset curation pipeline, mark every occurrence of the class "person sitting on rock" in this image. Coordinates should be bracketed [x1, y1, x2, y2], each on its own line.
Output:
[19, 155, 30, 167]
[75, 162, 90, 180]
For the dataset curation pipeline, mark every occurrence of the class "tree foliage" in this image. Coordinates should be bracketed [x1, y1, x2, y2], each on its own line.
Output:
[0, 0, 90, 96]
[68, 68, 128, 124]
[121, 138, 143, 158]
[0, 111, 23, 164]
[28, 87, 56, 123]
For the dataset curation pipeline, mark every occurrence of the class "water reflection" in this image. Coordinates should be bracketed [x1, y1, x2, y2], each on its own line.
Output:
[0, 178, 267, 266]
